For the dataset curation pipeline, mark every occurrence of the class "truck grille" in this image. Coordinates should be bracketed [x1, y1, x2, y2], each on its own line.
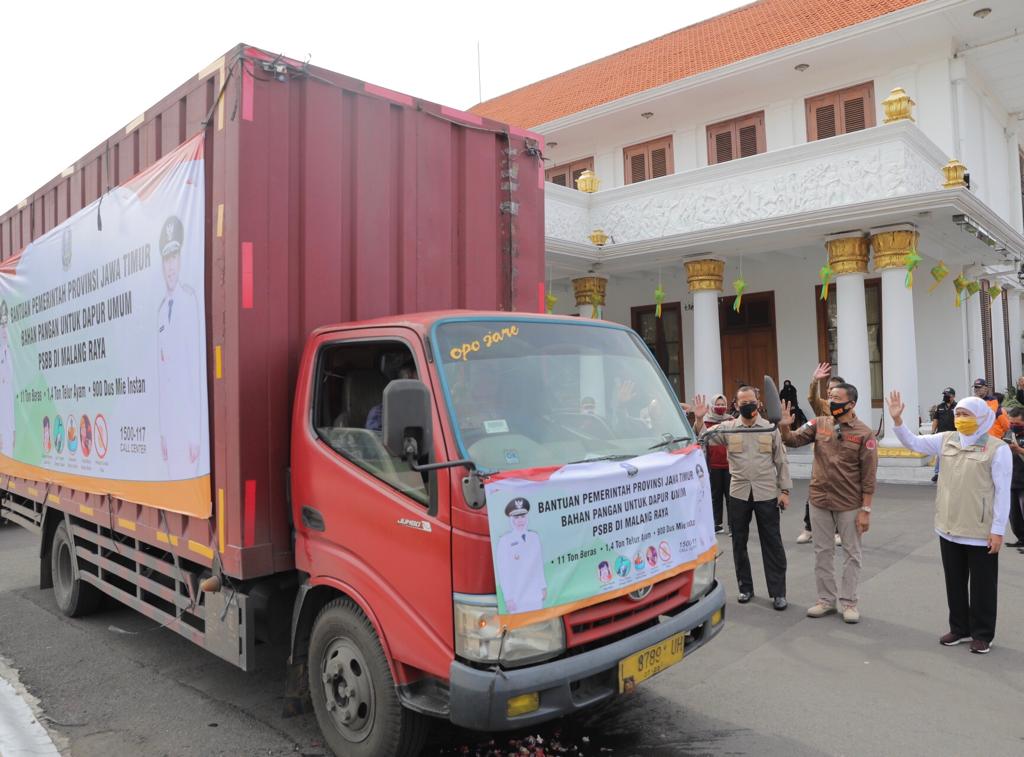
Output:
[563, 572, 693, 649]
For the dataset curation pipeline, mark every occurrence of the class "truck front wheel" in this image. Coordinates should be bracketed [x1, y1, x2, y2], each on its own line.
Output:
[51, 521, 102, 617]
[308, 598, 426, 757]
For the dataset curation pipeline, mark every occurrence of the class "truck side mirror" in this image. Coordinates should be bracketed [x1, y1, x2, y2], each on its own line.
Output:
[383, 379, 433, 461]
[762, 375, 782, 424]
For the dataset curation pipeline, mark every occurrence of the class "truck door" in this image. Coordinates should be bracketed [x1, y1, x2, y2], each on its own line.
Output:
[294, 329, 454, 680]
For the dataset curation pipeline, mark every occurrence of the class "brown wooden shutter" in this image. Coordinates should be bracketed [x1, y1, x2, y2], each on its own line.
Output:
[547, 169, 568, 186]
[650, 143, 670, 178]
[736, 112, 765, 158]
[839, 83, 875, 132]
[810, 97, 837, 141]
[625, 144, 648, 184]
[707, 122, 734, 164]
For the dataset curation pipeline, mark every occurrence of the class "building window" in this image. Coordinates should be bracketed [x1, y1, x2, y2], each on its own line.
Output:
[623, 136, 674, 184]
[706, 111, 766, 164]
[546, 157, 594, 189]
[815, 279, 883, 407]
[631, 302, 683, 398]
[805, 82, 876, 141]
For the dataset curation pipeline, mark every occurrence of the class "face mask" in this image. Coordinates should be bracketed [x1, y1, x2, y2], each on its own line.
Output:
[738, 402, 758, 419]
[942, 394, 952, 403]
[954, 416, 979, 436]
[829, 401, 850, 417]
[713, 405, 728, 414]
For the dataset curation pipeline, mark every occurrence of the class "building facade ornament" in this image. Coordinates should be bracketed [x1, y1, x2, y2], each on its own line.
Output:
[871, 227, 919, 270]
[825, 235, 870, 275]
[942, 158, 968, 188]
[685, 259, 725, 292]
[575, 170, 601, 193]
[572, 275, 608, 307]
[881, 87, 916, 123]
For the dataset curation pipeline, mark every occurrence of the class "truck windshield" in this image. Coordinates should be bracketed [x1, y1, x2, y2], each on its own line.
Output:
[434, 319, 695, 472]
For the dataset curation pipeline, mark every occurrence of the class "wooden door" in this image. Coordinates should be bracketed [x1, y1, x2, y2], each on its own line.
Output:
[718, 291, 779, 396]
[631, 303, 684, 399]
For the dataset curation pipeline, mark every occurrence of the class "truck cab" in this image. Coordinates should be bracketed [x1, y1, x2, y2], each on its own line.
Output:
[289, 312, 725, 756]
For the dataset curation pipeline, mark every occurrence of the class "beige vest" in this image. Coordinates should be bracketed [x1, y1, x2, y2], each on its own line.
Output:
[934, 432, 998, 540]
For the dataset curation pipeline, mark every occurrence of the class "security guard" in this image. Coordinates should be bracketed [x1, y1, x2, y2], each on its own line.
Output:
[0, 302, 14, 456]
[156, 216, 203, 479]
[495, 497, 547, 613]
[781, 382, 878, 624]
[929, 387, 956, 482]
[694, 386, 792, 610]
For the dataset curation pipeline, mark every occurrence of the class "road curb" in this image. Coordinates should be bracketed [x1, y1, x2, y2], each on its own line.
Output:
[0, 656, 63, 756]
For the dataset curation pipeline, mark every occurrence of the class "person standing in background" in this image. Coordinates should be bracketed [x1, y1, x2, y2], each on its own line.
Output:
[1004, 407, 1024, 550]
[702, 394, 732, 534]
[798, 363, 845, 547]
[930, 388, 957, 483]
[971, 378, 1009, 440]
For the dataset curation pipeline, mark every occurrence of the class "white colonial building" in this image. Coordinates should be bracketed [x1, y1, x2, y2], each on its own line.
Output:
[474, 0, 1024, 455]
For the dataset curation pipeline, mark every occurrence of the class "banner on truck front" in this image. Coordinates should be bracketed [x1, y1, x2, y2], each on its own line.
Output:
[485, 447, 716, 628]
[0, 135, 210, 517]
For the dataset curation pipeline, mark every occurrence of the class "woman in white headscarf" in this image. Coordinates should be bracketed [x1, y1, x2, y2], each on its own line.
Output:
[887, 391, 1009, 654]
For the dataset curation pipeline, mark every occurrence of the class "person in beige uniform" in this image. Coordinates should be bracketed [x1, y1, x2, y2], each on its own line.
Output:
[694, 386, 792, 610]
[780, 382, 878, 623]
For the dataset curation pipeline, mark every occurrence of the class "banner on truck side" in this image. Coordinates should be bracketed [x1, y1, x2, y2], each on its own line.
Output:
[0, 135, 211, 517]
[485, 447, 716, 628]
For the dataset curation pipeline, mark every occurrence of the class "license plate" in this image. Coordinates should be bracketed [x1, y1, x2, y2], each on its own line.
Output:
[618, 632, 685, 693]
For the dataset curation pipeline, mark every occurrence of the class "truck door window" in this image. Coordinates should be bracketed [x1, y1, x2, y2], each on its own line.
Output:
[313, 341, 428, 504]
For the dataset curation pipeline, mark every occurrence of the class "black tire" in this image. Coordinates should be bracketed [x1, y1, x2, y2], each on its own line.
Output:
[51, 521, 102, 617]
[308, 598, 427, 757]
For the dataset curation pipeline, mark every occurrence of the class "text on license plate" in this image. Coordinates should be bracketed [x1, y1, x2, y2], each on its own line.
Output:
[618, 632, 685, 693]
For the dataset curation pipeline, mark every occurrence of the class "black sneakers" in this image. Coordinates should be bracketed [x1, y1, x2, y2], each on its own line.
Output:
[939, 632, 969, 646]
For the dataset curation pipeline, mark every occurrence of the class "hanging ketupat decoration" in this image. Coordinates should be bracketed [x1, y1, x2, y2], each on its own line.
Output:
[732, 278, 746, 313]
[819, 264, 834, 301]
[988, 283, 1003, 305]
[928, 260, 949, 293]
[654, 284, 665, 318]
[953, 273, 968, 307]
[545, 292, 558, 314]
[964, 279, 981, 300]
[904, 248, 922, 288]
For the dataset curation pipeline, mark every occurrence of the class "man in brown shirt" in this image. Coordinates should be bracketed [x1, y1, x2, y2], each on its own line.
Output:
[695, 386, 792, 610]
[798, 363, 846, 545]
[781, 381, 878, 623]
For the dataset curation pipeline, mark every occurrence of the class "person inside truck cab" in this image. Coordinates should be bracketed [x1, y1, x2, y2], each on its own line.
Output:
[364, 356, 417, 433]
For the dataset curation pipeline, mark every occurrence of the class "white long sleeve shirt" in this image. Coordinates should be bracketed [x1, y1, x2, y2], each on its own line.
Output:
[892, 424, 1009, 545]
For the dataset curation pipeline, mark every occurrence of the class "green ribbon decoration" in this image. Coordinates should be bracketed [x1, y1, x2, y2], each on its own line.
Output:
[732, 278, 746, 313]
[819, 264, 833, 301]
[654, 284, 665, 318]
[904, 248, 922, 288]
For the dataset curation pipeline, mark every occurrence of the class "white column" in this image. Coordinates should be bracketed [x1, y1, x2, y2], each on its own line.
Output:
[684, 259, 724, 399]
[871, 227, 919, 437]
[1008, 288, 1023, 383]
[571, 275, 607, 320]
[826, 234, 873, 430]
[991, 286, 1009, 392]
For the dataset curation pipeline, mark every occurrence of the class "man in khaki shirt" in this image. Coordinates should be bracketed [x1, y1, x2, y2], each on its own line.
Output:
[695, 386, 792, 610]
[780, 381, 878, 623]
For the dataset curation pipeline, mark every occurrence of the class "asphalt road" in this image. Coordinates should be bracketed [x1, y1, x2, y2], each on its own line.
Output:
[2, 482, 1023, 756]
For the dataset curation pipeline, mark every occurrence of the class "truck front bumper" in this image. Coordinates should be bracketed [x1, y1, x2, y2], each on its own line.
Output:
[448, 580, 725, 731]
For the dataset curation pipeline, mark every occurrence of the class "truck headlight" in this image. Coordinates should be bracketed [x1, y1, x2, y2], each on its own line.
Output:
[690, 558, 716, 598]
[454, 598, 565, 667]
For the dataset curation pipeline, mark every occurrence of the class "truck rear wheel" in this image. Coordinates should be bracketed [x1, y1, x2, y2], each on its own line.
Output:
[308, 598, 427, 757]
[51, 521, 102, 617]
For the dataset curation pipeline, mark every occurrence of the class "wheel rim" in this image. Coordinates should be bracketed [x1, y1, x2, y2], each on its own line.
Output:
[320, 636, 375, 742]
[54, 537, 73, 607]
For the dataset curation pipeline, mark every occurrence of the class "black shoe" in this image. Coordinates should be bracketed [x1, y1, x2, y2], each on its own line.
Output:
[772, 597, 788, 611]
[931, 474, 938, 483]
[1005, 540, 1024, 548]
[737, 591, 754, 604]
[715, 525, 725, 534]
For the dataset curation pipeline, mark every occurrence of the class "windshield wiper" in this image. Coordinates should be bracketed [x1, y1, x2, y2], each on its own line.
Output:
[567, 453, 636, 465]
[648, 434, 694, 451]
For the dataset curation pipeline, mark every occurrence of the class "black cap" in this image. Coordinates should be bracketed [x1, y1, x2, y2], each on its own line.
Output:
[943, 387, 956, 395]
[504, 498, 530, 516]
[973, 378, 987, 388]
[159, 216, 184, 258]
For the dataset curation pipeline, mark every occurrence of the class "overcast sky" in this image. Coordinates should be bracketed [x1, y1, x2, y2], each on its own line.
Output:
[1, 0, 748, 212]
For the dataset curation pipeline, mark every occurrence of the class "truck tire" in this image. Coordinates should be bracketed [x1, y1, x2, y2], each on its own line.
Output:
[51, 521, 102, 617]
[308, 598, 427, 757]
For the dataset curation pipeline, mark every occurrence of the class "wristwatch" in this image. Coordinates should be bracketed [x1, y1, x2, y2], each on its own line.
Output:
[780, 490, 790, 495]
[860, 506, 872, 513]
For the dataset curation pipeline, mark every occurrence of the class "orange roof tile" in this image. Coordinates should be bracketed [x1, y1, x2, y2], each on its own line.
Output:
[472, 0, 927, 128]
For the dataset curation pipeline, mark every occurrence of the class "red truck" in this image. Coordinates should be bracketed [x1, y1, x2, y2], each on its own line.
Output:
[0, 45, 724, 757]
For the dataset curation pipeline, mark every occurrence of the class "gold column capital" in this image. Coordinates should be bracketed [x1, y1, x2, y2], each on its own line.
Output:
[881, 87, 916, 124]
[825, 235, 869, 275]
[943, 159, 968, 188]
[684, 259, 725, 292]
[870, 228, 919, 271]
[572, 275, 608, 307]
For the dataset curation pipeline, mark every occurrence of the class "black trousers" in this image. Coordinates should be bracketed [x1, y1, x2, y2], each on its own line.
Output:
[727, 494, 787, 597]
[1009, 489, 1024, 544]
[939, 537, 998, 643]
[709, 468, 730, 528]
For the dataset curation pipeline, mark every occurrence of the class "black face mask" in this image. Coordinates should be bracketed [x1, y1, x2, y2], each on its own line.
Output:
[738, 402, 758, 419]
[942, 394, 952, 403]
[830, 400, 850, 418]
